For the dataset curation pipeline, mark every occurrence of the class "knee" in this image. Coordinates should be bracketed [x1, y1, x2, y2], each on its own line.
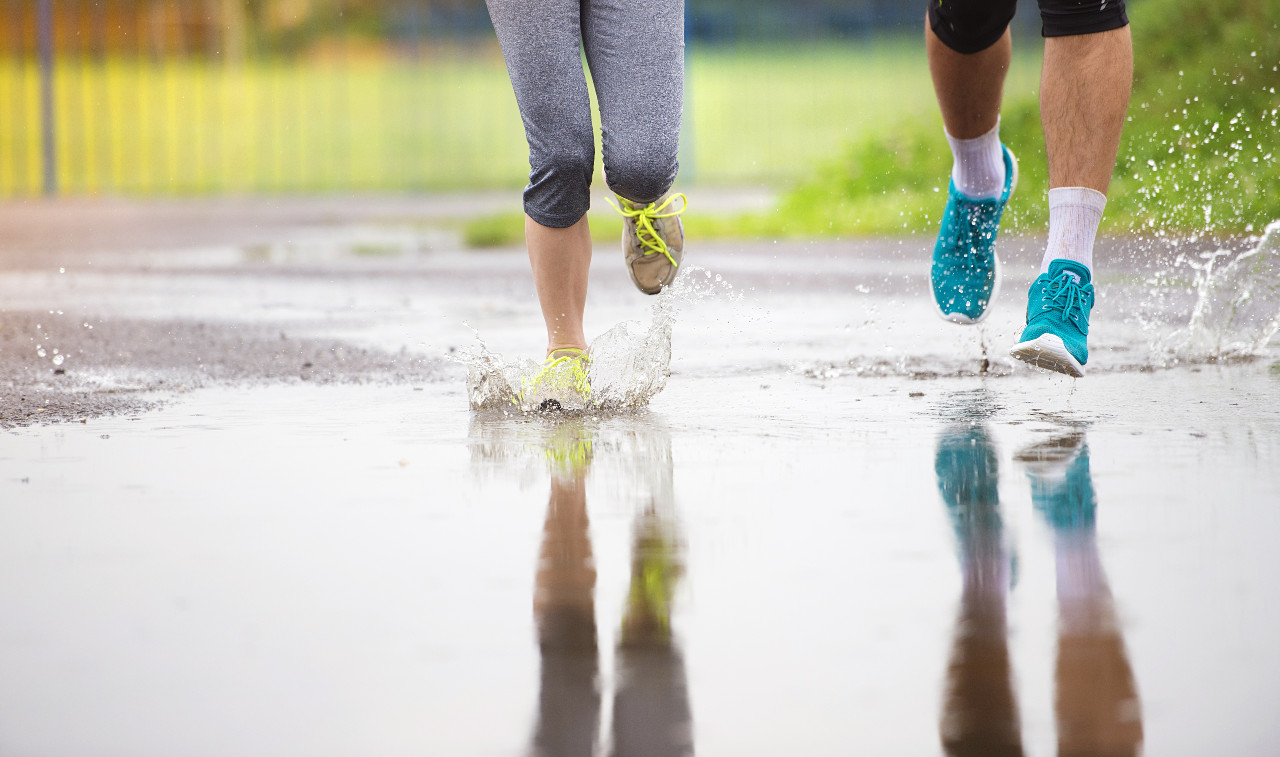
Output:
[1039, 0, 1128, 38]
[928, 0, 1017, 54]
[604, 150, 678, 206]
[525, 144, 594, 228]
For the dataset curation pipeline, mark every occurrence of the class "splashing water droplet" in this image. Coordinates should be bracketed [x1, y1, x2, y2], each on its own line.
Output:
[1179, 220, 1280, 360]
[460, 266, 739, 412]
[52, 354, 65, 366]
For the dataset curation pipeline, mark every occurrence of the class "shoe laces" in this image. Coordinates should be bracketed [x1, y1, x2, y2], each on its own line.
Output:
[519, 348, 592, 402]
[608, 193, 687, 268]
[1041, 273, 1090, 324]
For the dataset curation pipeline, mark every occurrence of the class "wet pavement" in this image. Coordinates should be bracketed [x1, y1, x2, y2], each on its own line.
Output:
[1, 202, 1278, 755]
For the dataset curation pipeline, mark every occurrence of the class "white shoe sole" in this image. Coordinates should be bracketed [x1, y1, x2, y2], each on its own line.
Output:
[1009, 333, 1085, 378]
[930, 150, 1018, 326]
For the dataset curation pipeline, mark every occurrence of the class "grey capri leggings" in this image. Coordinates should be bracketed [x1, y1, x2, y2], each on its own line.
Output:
[484, 0, 684, 228]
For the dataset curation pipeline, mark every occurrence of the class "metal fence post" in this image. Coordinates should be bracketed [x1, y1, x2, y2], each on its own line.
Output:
[38, 0, 57, 197]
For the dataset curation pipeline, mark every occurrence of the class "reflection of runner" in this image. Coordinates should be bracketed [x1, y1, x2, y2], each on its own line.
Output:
[935, 422, 1022, 755]
[483, 0, 688, 408]
[934, 410, 1142, 755]
[1017, 434, 1143, 756]
[926, 1, 1132, 377]
[529, 419, 693, 756]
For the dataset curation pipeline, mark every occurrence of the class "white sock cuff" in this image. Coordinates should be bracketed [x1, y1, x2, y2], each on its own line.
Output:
[946, 121, 1004, 200]
[1048, 187, 1107, 213]
[944, 119, 1001, 147]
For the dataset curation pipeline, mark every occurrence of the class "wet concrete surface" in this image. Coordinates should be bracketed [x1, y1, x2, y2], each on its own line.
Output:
[1, 202, 1278, 755]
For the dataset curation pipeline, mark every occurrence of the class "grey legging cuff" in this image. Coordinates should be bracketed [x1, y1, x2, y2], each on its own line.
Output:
[486, 0, 684, 228]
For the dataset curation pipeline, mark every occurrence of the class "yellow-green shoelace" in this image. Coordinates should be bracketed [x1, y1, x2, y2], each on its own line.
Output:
[515, 347, 592, 407]
[607, 193, 688, 268]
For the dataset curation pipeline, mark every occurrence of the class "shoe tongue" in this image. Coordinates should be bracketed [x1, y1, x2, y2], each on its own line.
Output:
[1047, 259, 1091, 285]
[547, 348, 584, 361]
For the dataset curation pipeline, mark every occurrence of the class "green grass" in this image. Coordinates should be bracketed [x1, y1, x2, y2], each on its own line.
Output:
[683, 39, 1042, 186]
[773, 0, 1280, 237]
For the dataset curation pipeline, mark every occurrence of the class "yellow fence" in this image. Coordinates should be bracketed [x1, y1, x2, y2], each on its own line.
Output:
[0, 53, 532, 195]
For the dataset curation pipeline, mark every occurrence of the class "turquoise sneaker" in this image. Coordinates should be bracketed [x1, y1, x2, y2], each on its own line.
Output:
[935, 424, 1002, 540]
[1010, 259, 1095, 377]
[1015, 433, 1095, 533]
[930, 145, 1018, 324]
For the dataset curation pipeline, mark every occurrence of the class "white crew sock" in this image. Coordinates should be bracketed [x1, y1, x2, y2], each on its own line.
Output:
[945, 121, 1005, 200]
[1042, 187, 1108, 274]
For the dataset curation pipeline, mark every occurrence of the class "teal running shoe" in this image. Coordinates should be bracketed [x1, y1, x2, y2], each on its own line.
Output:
[1015, 433, 1096, 534]
[1010, 259, 1095, 378]
[935, 425, 1002, 539]
[930, 145, 1018, 324]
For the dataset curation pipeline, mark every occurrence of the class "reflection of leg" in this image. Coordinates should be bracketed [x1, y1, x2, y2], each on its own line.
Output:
[1018, 436, 1143, 757]
[620, 508, 682, 647]
[936, 425, 1024, 757]
[1053, 533, 1142, 757]
[610, 507, 692, 756]
[611, 646, 693, 757]
[530, 474, 600, 757]
[941, 573, 1024, 757]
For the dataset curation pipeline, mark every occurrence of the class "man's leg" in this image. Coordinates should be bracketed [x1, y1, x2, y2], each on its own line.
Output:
[925, 1, 1019, 325]
[1039, 26, 1133, 273]
[927, 24, 1010, 189]
[1010, 4, 1131, 377]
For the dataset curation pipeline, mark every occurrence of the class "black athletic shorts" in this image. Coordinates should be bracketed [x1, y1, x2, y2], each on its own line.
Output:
[928, 0, 1129, 55]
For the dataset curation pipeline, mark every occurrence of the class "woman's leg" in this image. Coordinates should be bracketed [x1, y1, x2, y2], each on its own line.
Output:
[485, 0, 597, 354]
[582, 0, 685, 295]
[582, 0, 683, 206]
[526, 216, 591, 353]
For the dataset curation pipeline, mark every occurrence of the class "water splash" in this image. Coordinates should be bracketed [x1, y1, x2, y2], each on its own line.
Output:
[1177, 220, 1280, 360]
[462, 266, 737, 412]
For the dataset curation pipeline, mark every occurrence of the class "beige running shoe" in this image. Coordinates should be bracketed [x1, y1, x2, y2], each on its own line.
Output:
[609, 193, 687, 295]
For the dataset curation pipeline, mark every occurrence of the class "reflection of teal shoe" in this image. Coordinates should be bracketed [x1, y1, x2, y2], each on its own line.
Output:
[930, 146, 1018, 324]
[1016, 434, 1096, 532]
[935, 425, 1002, 536]
[1010, 260, 1095, 377]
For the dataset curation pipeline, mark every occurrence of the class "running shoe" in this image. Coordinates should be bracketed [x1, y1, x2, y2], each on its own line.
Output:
[517, 348, 593, 412]
[935, 424, 1002, 540]
[1015, 433, 1095, 533]
[930, 146, 1018, 324]
[1010, 259, 1094, 378]
[609, 193, 687, 295]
